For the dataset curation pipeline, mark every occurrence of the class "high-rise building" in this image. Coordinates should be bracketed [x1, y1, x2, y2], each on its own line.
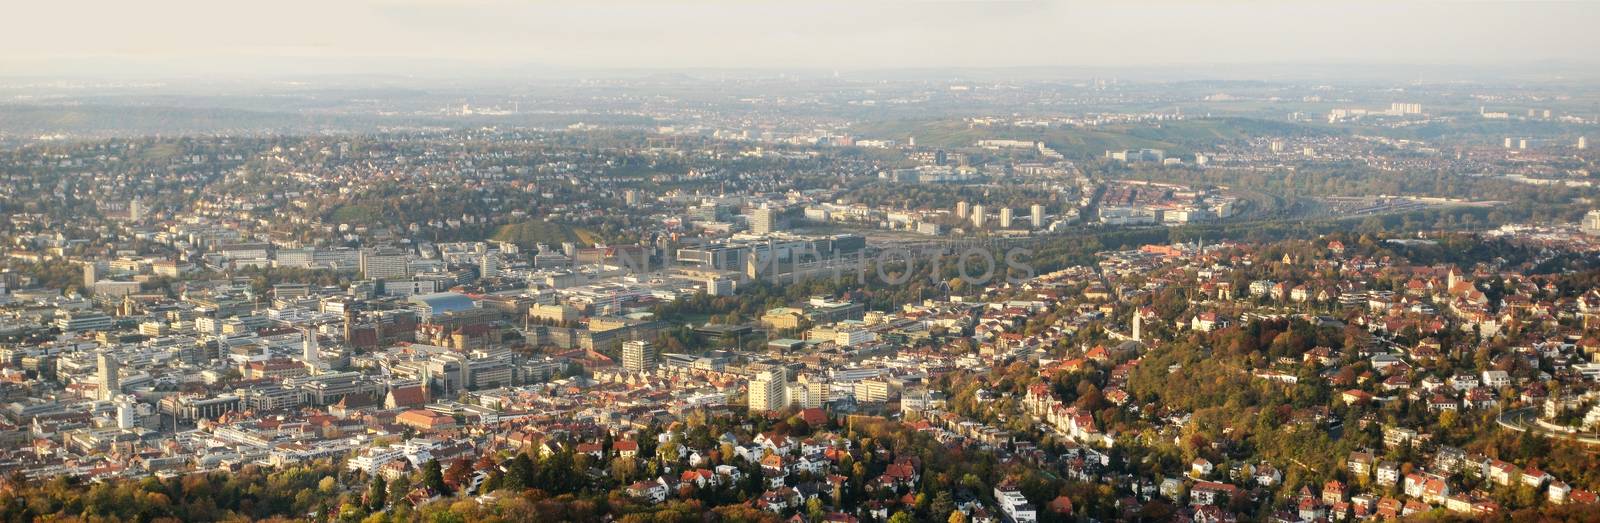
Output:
[114, 395, 138, 428]
[1520, 139, 1529, 150]
[796, 373, 829, 409]
[302, 328, 322, 373]
[750, 205, 779, 235]
[1031, 204, 1045, 229]
[622, 340, 657, 373]
[971, 204, 986, 228]
[1504, 137, 1514, 149]
[1270, 140, 1285, 153]
[128, 197, 144, 222]
[749, 368, 788, 413]
[359, 248, 410, 280]
[98, 352, 120, 401]
[1580, 137, 1589, 150]
[999, 208, 1014, 228]
[479, 253, 500, 279]
[955, 201, 969, 220]
[1583, 210, 1600, 236]
[82, 262, 97, 289]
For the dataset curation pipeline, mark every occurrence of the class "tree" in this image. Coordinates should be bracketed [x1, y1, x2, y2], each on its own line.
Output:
[421, 459, 450, 496]
[948, 511, 969, 523]
[386, 477, 410, 510]
[443, 459, 474, 492]
[500, 453, 535, 492]
[931, 491, 956, 521]
[367, 477, 388, 511]
[609, 457, 640, 484]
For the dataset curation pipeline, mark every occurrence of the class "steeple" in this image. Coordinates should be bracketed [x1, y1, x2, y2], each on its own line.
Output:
[302, 327, 321, 374]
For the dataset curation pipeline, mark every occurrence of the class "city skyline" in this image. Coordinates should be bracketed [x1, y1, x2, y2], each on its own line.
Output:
[5, 2, 1600, 522]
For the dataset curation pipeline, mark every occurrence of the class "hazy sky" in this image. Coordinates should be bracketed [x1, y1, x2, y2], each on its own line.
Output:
[3, 0, 1597, 78]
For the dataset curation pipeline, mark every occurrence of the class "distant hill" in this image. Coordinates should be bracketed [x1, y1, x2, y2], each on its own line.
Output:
[852, 117, 1328, 158]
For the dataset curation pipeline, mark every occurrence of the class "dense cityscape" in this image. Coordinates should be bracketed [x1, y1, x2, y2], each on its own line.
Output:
[5, 2, 1600, 523]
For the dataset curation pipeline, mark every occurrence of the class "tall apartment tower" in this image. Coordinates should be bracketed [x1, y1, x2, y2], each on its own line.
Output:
[98, 352, 120, 401]
[479, 253, 500, 279]
[114, 396, 138, 429]
[1031, 204, 1045, 229]
[749, 368, 788, 413]
[1000, 208, 1014, 228]
[622, 340, 657, 373]
[970, 204, 986, 228]
[955, 201, 970, 220]
[750, 205, 779, 235]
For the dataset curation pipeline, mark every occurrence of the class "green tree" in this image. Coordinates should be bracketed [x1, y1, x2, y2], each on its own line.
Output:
[367, 477, 388, 510]
[421, 459, 450, 496]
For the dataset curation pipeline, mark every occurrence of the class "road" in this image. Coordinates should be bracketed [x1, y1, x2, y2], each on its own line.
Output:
[1496, 407, 1600, 446]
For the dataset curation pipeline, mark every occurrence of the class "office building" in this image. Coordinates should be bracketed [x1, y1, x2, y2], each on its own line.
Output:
[359, 248, 411, 280]
[853, 378, 891, 403]
[1106, 149, 1166, 163]
[98, 352, 121, 401]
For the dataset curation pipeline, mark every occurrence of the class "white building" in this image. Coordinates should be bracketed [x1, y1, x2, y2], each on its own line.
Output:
[995, 484, 1037, 523]
[749, 369, 788, 413]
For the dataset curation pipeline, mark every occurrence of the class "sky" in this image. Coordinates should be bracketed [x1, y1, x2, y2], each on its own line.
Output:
[3, 0, 1597, 79]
